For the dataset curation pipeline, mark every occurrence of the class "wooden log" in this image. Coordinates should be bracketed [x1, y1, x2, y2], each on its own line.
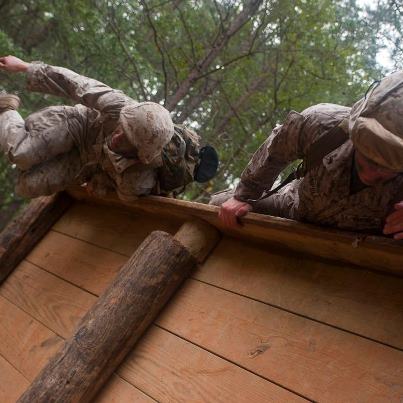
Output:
[67, 187, 403, 276]
[0, 192, 73, 284]
[174, 219, 221, 263]
[18, 221, 220, 403]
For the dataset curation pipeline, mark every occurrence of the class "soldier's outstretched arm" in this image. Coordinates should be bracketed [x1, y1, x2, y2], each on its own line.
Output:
[0, 55, 30, 72]
[219, 111, 308, 229]
[234, 111, 307, 203]
[0, 55, 131, 114]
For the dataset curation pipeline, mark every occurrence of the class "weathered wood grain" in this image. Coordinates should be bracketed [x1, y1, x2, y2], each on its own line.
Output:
[0, 286, 157, 402]
[0, 295, 63, 380]
[195, 238, 403, 349]
[0, 192, 73, 284]
[27, 230, 127, 295]
[18, 230, 198, 403]
[3, 254, 297, 402]
[94, 374, 155, 403]
[53, 202, 180, 255]
[50, 207, 403, 349]
[156, 279, 403, 403]
[0, 355, 29, 403]
[119, 325, 307, 403]
[7, 193, 400, 401]
[0, 261, 96, 337]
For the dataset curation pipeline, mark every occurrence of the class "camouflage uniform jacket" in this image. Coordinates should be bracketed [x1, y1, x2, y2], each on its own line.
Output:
[26, 63, 159, 201]
[234, 103, 403, 231]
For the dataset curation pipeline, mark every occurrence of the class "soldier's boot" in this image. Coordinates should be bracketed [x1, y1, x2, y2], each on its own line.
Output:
[0, 91, 20, 113]
[0, 92, 26, 166]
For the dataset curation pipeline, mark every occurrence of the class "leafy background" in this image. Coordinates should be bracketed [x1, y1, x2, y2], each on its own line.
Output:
[0, 0, 402, 230]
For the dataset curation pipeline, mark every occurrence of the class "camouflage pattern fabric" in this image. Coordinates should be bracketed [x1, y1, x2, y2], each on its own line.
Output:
[0, 63, 164, 201]
[210, 179, 301, 219]
[120, 102, 174, 165]
[229, 103, 403, 232]
[349, 70, 403, 171]
[157, 124, 200, 194]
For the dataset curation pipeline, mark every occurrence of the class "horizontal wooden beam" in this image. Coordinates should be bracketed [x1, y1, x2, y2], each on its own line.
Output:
[0, 192, 73, 285]
[68, 187, 403, 276]
[18, 220, 220, 403]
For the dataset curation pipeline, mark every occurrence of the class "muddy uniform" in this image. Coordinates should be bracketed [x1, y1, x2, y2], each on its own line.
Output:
[218, 103, 403, 232]
[0, 63, 162, 201]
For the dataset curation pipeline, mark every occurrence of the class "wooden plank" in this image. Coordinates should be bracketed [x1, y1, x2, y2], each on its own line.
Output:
[94, 375, 155, 403]
[0, 260, 96, 338]
[27, 231, 126, 295]
[119, 325, 307, 403]
[68, 187, 403, 276]
[18, 230, 199, 403]
[0, 355, 29, 403]
[45, 211, 403, 350]
[0, 280, 155, 402]
[0, 192, 73, 284]
[3, 232, 303, 402]
[1, 263, 161, 402]
[195, 238, 403, 349]
[53, 202, 181, 256]
[156, 279, 403, 403]
[0, 295, 63, 380]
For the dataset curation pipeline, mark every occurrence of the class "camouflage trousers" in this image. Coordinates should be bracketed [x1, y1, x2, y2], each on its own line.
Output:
[0, 106, 84, 198]
[209, 179, 301, 220]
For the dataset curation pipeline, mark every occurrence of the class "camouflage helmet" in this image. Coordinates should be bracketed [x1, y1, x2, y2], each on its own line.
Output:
[120, 101, 174, 164]
[349, 69, 403, 172]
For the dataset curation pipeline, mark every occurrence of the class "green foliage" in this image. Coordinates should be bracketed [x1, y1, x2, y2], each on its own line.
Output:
[0, 0, 401, 226]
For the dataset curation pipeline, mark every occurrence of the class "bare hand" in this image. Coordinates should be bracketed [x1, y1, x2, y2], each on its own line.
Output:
[218, 196, 252, 228]
[0, 55, 30, 73]
[383, 201, 403, 240]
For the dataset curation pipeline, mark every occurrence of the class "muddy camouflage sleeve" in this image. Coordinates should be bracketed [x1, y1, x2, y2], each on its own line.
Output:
[26, 63, 132, 117]
[234, 111, 308, 202]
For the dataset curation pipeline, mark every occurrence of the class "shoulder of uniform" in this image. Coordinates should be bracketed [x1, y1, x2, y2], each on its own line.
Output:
[301, 103, 351, 117]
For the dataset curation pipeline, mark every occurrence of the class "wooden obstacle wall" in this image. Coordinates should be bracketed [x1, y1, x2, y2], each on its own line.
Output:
[0, 195, 402, 402]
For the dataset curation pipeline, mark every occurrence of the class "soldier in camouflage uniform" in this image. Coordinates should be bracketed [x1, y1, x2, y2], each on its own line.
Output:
[0, 55, 176, 201]
[212, 69, 403, 240]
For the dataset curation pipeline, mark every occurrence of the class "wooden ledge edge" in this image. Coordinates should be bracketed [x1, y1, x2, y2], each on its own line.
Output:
[67, 187, 403, 276]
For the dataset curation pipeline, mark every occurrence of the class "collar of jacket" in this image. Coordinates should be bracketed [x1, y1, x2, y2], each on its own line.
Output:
[103, 143, 138, 174]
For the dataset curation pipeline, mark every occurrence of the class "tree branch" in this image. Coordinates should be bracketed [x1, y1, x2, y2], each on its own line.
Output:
[141, 0, 169, 105]
[175, 3, 197, 65]
[165, 0, 263, 111]
[104, 5, 148, 100]
[194, 49, 259, 81]
[215, 67, 272, 135]
[175, 77, 221, 123]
